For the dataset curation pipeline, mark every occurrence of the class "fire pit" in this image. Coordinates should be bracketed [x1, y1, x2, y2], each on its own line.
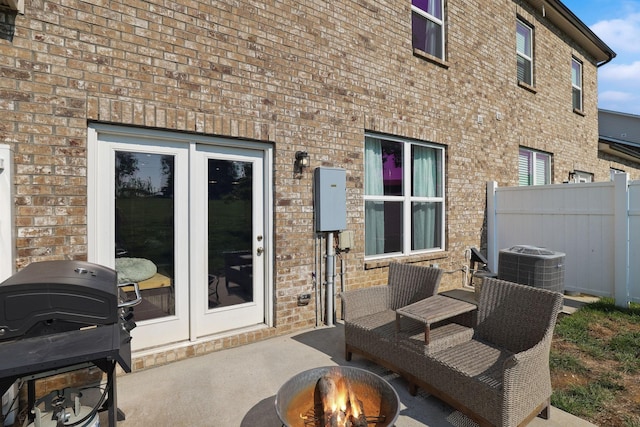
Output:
[275, 366, 400, 427]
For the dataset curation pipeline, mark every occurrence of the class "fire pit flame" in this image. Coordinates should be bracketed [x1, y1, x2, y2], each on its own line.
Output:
[275, 366, 399, 427]
[316, 371, 370, 426]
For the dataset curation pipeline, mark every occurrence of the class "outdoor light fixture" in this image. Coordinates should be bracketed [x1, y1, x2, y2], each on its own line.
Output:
[295, 151, 310, 172]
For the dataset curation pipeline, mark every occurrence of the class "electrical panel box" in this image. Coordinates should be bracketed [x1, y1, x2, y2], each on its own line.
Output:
[314, 167, 347, 232]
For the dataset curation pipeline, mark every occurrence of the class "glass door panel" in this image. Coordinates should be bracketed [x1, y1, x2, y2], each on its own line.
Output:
[115, 151, 176, 321]
[207, 159, 254, 309]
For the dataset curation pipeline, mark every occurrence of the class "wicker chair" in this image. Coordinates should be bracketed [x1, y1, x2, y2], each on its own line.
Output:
[398, 277, 564, 427]
[341, 262, 442, 368]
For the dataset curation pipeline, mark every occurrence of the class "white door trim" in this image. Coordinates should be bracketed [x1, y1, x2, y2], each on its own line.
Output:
[189, 144, 268, 338]
[0, 144, 15, 282]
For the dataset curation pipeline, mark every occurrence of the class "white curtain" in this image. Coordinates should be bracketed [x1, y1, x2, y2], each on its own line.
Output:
[414, 0, 441, 18]
[412, 146, 437, 250]
[365, 137, 385, 255]
[425, 20, 440, 57]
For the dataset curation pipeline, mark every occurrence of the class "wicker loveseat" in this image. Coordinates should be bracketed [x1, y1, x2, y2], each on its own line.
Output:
[343, 276, 564, 427]
[341, 262, 443, 370]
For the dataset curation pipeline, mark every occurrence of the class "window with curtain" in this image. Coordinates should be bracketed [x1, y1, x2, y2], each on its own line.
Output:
[516, 19, 533, 85]
[365, 134, 444, 257]
[572, 58, 583, 111]
[519, 147, 551, 186]
[411, 0, 445, 59]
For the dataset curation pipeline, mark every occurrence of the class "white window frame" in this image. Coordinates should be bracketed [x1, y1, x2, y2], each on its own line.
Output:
[571, 57, 583, 111]
[569, 170, 593, 183]
[364, 133, 445, 259]
[519, 147, 551, 186]
[516, 19, 534, 85]
[411, 0, 446, 60]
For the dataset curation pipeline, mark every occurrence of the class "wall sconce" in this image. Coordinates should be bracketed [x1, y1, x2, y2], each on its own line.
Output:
[295, 151, 310, 173]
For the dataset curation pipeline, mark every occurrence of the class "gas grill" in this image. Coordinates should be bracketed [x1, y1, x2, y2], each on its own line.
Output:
[0, 260, 141, 426]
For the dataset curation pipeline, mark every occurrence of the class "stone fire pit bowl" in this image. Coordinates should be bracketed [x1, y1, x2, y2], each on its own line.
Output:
[275, 366, 400, 427]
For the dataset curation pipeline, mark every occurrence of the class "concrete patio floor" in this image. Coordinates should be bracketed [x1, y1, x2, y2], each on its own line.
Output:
[109, 321, 596, 427]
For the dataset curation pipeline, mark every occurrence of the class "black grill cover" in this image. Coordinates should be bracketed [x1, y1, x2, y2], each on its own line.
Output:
[0, 261, 118, 341]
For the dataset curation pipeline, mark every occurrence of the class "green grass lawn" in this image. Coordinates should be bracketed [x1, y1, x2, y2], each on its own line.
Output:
[551, 298, 640, 427]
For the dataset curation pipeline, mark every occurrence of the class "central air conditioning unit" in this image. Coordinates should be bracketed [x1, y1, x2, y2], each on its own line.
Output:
[498, 245, 565, 293]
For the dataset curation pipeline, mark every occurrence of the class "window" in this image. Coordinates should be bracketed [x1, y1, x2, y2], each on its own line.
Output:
[572, 58, 583, 111]
[519, 148, 550, 186]
[569, 170, 593, 183]
[412, 0, 445, 59]
[364, 134, 445, 257]
[516, 19, 533, 85]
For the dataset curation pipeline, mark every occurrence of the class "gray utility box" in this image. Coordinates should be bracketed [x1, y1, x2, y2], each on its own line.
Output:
[314, 167, 346, 232]
[498, 245, 565, 293]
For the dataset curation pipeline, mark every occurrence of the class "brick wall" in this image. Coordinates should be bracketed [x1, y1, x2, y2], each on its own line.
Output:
[0, 0, 634, 356]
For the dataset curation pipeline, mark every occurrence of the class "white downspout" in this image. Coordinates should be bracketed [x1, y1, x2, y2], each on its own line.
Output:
[486, 181, 499, 273]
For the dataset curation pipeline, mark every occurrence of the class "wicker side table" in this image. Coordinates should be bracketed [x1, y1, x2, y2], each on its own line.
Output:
[396, 295, 476, 344]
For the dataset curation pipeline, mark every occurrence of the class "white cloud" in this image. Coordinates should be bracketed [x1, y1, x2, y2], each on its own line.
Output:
[599, 90, 635, 102]
[587, 2, 640, 115]
[591, 13, 640, 53]
[599, 91, 640, 115]
[599, 61, 640, 84]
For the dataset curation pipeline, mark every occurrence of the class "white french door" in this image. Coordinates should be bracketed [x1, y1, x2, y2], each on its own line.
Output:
[190, 145, 265, 337]
[88, 125, 271, 351]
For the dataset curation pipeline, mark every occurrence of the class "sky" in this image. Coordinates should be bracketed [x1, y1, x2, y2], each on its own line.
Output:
[562, 0, 640, 116]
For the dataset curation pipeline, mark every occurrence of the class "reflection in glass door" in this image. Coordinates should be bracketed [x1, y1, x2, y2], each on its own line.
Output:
[192, 145, 265, 338]
[207, 159, 254, 309]
[115, 152, 176, 321]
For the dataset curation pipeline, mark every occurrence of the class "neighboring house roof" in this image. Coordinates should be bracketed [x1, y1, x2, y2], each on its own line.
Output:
[599, 109, 640, 163]
[524, 0, 616, 65]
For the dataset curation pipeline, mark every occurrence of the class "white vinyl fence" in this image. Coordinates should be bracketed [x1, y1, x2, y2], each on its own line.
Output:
[487, 173, 639, 306]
